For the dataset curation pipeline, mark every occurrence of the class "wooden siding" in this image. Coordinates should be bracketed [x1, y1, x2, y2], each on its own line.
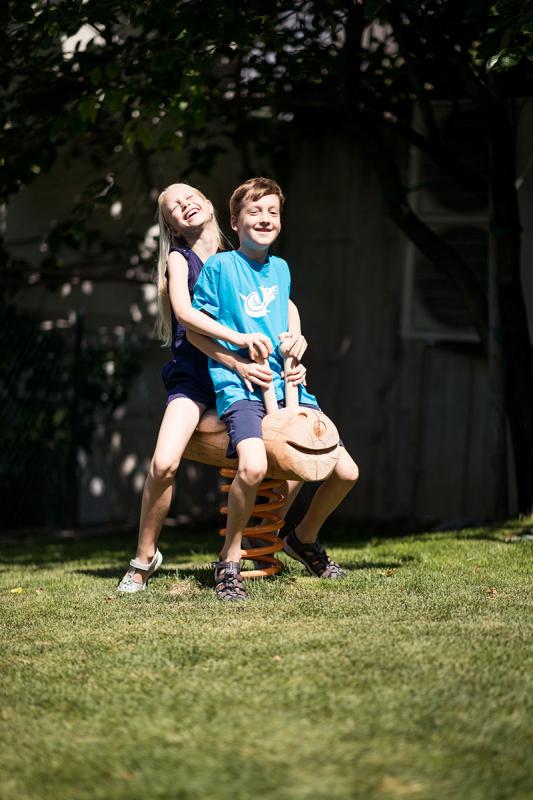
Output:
[7, 107, 533, 526]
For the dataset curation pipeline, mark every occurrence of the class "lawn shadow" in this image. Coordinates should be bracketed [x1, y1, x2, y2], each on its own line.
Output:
[347, 556, 415, 570]
[0, 525, 422, 581]
[413, 527, 531, 545]
[73, 567, 180, 581]
[74, 564, 216, 588]
[74, 567, 126, 580]
[171, 566, 214, 588]
[0, 527, 218, 567]
[1, 519, 441, 572]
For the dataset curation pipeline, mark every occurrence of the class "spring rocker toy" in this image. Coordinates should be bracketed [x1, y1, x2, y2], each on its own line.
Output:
[183, 346, 340, 577]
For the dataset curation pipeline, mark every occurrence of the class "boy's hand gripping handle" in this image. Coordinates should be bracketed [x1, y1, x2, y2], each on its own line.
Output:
[261, 342, 300, 414]
[279, 340, 299, 410]
[282, 354, 299, 409]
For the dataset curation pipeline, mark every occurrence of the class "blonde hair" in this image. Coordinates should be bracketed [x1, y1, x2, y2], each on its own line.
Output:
[229, 177, 285, 220]
[154, 183, 224, 346]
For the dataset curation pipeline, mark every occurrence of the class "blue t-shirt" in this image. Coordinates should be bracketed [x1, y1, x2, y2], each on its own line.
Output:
[192, 249, 318, 416]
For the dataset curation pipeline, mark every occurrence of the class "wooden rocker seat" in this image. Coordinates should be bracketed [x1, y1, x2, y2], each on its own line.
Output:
[183, 407, 340, 482]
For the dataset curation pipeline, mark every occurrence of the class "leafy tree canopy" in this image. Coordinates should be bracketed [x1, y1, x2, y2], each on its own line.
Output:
[2, 1, 531, 279]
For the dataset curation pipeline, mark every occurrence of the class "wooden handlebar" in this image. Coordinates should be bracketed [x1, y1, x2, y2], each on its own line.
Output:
[261, 339, 301, 414]
[261, 357, 279, 415]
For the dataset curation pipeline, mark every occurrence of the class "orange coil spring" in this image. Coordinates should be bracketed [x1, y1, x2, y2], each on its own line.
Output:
[219, 468, 285, 578]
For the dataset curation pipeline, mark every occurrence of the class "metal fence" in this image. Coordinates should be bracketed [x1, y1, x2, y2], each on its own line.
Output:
[0, 302, 141, 531]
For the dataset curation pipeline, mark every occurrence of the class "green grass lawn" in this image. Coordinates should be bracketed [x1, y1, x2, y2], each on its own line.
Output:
[1, 521, 532, 800]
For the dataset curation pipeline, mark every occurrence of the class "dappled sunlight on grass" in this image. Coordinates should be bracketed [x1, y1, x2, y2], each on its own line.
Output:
[1, 524, 532, 800]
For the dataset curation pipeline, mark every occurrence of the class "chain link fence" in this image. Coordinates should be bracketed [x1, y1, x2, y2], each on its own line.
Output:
[0, 301, 141, 531]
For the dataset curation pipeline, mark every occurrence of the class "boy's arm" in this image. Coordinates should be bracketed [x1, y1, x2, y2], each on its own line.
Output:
[168, 252, 271, 361]
[187, 330, 273, 392]
[288, 298, 302, 335]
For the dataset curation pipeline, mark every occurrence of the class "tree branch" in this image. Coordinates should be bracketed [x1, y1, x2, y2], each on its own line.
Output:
[354, 114, 489, 349]
[363, 107, 487, 203]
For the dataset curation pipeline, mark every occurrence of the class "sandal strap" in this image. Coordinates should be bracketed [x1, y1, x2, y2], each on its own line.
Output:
[129, 549, 162, 572]
[300, 544, 344, 577]
[213, 560, 247, 600]
[298, 540, 329, 571]
[117, 571, 147, 593]
[285, 531, 346, 579]
[321, 559, 345, 578]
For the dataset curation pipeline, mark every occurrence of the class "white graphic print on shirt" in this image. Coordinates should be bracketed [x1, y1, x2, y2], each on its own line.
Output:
[240, 285, 278, 318]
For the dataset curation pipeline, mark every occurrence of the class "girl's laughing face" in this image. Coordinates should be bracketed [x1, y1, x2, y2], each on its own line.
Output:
[164, 184, 213, 234]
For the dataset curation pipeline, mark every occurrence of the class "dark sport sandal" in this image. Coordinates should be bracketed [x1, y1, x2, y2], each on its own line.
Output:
[213, 560, 248, 601]
[283, 527, 346, 579]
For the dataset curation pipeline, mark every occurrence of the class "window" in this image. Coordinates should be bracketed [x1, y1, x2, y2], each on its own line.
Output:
[401, 103, 488, 342]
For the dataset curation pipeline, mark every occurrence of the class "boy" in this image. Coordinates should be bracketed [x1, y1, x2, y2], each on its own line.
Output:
[192, 177, 359, 600]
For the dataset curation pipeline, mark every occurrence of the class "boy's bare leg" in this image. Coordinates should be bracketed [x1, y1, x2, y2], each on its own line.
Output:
[130, 398, 205, 582]
[220, 438, 268, 563]
[294, 448, 359, 543]
[277, 479, 304, 523]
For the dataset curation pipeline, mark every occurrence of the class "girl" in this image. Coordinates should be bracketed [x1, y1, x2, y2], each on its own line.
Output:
[117, 183, 275, 592]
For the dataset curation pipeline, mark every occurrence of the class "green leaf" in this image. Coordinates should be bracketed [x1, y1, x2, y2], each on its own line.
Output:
[105, 62, 120, 80]
[89, 67, 103, 86]
[158, 130, 179, 149]
[69, 112, 86, 136]
[78, 97, 98, 123]
[49, 118, 63, 143]
[104, 90, 126, 113]
[135, 123, 152, 149]
[486, 46, 523, 72]
[486, 53, 502, 71]
[499, 50, 522, 68]
[122, 120, 136, 152]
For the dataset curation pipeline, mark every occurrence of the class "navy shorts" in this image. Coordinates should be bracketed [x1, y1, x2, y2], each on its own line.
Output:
[162, 358, 215, 409]
[221, 399, 341, 458]
[167, 379, 215, 409]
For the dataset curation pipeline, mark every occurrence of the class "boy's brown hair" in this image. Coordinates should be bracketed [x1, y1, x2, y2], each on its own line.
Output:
[229, 177, 285, 220]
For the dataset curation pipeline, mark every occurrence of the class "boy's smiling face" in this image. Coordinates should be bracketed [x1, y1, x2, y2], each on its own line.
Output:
[232, 193, 281, 260]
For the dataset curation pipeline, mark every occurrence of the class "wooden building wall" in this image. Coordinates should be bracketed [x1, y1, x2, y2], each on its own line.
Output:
[6, 102, 533, 529]
[281, 136, 506, 526]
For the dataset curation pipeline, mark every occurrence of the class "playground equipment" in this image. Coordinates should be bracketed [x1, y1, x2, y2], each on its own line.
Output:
[183, 347, 340, 576]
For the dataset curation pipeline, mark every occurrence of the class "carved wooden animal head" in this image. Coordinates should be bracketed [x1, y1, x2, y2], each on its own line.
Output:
[262, 407, 339, 481]
[183, 407, 339, 482]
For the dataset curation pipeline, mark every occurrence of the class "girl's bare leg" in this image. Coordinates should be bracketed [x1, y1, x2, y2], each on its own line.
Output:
[129, 397, 205, 584]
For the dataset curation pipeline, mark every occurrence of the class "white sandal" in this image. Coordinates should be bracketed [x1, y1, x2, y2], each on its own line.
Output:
[117, 549, 163, 594]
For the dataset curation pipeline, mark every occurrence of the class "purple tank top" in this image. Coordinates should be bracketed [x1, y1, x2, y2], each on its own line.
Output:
[167, 246, 204, 358]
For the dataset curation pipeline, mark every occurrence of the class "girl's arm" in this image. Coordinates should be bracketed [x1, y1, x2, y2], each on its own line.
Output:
[279, 299, 308, 362]
[187, 330, 273, 392]
[168, 252, 271, 361]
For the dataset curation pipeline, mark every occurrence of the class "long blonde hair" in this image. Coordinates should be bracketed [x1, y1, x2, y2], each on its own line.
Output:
[154, 183, 224, 346]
